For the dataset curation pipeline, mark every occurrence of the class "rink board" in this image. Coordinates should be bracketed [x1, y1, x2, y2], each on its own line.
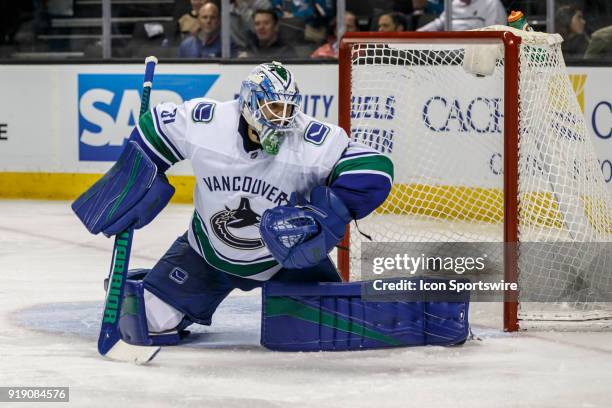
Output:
[0, 64, 611, 201]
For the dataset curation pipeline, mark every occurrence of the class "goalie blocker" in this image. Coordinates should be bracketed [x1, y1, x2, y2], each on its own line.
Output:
[261, 277, 470, 351]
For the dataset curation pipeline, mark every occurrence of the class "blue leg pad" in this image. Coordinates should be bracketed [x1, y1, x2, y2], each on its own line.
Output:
[119, 278, 184, 347]
[261, 277, 470, 351]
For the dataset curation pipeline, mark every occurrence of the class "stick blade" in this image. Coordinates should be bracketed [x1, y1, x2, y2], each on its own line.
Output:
[103, 340, 160, 365]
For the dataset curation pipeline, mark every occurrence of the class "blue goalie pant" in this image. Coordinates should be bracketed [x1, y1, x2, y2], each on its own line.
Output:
[142, 233, 342, 328]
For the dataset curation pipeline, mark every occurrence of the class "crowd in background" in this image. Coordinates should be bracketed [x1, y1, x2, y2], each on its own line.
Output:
[1, 0, 612, 60]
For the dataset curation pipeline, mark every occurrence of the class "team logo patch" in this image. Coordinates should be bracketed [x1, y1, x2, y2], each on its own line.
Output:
[304, 121, 330, 145]
[210, 198, 264, 250]
[192, 102, 215, 123]
[169, 267, 189, 284]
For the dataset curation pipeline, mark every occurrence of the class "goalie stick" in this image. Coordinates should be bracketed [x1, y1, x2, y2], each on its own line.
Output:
[97, 56, 160, 364]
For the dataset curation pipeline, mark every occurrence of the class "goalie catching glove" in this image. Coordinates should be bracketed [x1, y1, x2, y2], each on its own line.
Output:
[260, 186, 352, 269]
[71, 141, 175, 236]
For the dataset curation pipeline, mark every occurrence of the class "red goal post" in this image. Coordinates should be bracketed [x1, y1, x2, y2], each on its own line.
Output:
[337, 30, 521, 331]
[337, 25, 612, 333]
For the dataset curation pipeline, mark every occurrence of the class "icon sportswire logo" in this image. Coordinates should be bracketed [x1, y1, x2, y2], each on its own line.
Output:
[78, 74, 219, 161]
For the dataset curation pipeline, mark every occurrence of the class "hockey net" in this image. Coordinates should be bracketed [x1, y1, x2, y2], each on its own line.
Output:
[338, 27, 612, 331]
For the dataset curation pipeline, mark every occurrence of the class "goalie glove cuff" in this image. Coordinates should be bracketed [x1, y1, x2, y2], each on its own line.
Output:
[307, 185, 352, 240]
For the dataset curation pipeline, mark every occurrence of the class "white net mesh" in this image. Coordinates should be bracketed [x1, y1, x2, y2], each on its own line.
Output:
[344, 27, 612, 326]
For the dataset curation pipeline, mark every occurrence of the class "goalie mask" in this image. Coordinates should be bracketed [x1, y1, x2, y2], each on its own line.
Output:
[239, 61, 302, 155]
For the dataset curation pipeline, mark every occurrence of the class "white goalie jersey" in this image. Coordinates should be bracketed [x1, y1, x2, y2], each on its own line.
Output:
[134, 97, 393, 281]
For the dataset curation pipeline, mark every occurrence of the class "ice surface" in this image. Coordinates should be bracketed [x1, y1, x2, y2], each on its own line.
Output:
[1, 200, 612, 408]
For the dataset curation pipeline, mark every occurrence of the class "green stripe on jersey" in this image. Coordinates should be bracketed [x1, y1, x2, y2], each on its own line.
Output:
[139, 111, 181, 164]
[192, 211, 279, 277]
[330, 155, 394, 183]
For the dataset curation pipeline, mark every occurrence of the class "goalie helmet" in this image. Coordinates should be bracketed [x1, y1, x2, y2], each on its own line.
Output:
[239, 61, 302, 154]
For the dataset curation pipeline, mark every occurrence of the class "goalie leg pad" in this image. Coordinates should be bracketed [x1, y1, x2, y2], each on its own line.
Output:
[261, 277, 470, 351]
[118, 278, 185, 346]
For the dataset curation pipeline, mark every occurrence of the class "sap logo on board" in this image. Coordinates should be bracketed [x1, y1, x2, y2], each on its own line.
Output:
[422, 96, 503, 134]
[78, 74, 219, 161]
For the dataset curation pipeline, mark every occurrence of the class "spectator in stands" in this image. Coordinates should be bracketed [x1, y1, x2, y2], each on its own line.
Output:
[584, 25, 612, 60]
[239, 9, 296, 59]
[124, 21, 178, 59]
[582, 1, 612, 34]
[378, 12, 408, 32]
[271, 0, 334, 43]
[418, 0, 506, 31]
[178, 2, 227, 58]
[410, 0, 444, 29]
[311, 11, 358, 59]
[420, 0, 444, 15]
[230, 0, 271, 50]
[556, 5, 590, 58]
[0, 3, 31, 47]
[177, 0, 208, 37]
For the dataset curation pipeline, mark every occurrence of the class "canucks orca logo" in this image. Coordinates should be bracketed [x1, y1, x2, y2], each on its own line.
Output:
[210, 198, 264, 250]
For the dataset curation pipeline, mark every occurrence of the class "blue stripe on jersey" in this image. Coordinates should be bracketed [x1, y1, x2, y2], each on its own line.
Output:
[331, 172, 392, 220]
[128, 127, 170, 173]
[340, 151, 379, 160]
[152, 106, 185, 161]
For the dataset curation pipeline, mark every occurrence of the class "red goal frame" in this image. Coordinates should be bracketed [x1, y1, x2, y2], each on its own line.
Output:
[337, 31, 522, 332]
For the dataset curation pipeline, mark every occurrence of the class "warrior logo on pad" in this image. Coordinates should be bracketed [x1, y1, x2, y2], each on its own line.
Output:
[210, 198, 264, 250]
